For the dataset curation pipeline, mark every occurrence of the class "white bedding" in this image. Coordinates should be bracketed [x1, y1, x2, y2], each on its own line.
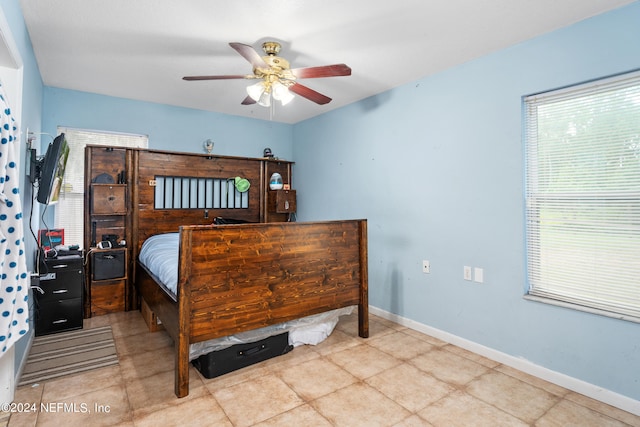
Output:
[138, 232, 355, 359]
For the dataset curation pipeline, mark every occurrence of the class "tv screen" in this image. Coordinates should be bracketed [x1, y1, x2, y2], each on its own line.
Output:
[37, 133, 70, 205]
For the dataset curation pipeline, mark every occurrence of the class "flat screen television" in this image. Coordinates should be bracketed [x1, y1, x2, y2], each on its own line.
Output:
[37, 133, 70, 205]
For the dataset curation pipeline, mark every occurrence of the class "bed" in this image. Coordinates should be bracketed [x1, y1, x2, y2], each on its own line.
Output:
[135, 219, 369, 397]
[129, 149, 368, 397]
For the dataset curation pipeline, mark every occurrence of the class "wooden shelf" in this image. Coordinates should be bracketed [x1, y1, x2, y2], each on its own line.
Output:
[84, 146, 132, 317]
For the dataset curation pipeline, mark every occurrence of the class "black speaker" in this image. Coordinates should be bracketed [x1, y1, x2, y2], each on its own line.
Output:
[92, 249, 125, 280]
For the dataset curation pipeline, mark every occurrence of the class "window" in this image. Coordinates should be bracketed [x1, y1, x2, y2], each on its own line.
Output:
[54, 128, 148, 248]
[524, 70, 640, 321]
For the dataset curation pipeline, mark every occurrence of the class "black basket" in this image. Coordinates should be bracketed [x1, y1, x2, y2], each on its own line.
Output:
[92, 250, 125, 280]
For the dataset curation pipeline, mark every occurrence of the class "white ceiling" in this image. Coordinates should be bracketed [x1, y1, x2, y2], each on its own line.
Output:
[20, 0, 634, 124]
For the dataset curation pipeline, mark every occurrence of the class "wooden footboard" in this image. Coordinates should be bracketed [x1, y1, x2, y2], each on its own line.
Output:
[137, 219, 368, 398]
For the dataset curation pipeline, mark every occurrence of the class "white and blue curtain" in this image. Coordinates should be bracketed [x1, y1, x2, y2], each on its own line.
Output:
[0, 80, 29, 354]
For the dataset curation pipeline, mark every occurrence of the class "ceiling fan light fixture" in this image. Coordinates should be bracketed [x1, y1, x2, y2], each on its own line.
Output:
[247, 79, 291, 107]
[272, 81, 294, 105]
[246, 80, 273, 107]
[246, 81, 265, 102]
[257, 88, 271, 107]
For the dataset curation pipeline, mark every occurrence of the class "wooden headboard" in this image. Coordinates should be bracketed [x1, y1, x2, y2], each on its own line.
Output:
[132, 149, 266, 252]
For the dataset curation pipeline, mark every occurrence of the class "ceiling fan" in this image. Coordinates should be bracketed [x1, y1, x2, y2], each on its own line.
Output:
[183, 41, 351, 107]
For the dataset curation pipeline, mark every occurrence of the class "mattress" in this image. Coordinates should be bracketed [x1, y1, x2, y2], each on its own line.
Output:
[138, 232, 355, 360]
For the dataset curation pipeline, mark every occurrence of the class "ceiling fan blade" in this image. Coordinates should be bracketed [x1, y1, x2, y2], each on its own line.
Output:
[291, 64, 352, 79]
[241, 95, 256, 105]
[183, 75, 251, 81]
[289, 83, 332, 105]
[229, 42, 269, 69]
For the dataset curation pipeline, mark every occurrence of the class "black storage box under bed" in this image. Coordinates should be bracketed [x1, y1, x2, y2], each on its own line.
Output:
[192, 332, 293, 378]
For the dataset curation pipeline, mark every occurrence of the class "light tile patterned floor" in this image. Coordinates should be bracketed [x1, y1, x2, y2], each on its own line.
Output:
[5, 310, 640, 426]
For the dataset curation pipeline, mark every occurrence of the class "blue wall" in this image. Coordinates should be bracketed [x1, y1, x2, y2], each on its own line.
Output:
[42, 88, 293, 160]
[3, 0, 44, 376]
[293, 3, 640, 401]
[4, 0, 44, 267]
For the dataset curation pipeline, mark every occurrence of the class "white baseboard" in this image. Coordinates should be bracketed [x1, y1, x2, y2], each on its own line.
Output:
[369, 306, 640, 416]
[14, 332, 34, 391]
[0, 346, 15, 404]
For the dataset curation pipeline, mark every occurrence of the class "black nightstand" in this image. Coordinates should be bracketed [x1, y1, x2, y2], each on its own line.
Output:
[34, 255, 84, 336]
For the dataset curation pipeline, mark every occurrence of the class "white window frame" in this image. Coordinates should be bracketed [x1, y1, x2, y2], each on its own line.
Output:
[54, 128, 148, 249]
[524, 70, 640, 323]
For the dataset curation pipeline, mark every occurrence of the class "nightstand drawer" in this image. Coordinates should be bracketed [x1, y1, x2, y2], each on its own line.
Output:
[37, 257, 83, 303]
[35, 298, 83, 336]
[91, 280, 125, 316]
[91, 248, 126, 280]
[268, 190, 296, 213]
[92, 184, 126, 214]
[36, 277, 83, 303]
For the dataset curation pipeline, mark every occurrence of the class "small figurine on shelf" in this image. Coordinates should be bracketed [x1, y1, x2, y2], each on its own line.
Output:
[263, 147, 274, 158]
[203, 139, 214, 154]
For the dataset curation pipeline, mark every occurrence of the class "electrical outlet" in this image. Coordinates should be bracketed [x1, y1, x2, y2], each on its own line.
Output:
[422, 260, 430, 274]
[464, 266, 472, 281]
[474, 267, 484, 283]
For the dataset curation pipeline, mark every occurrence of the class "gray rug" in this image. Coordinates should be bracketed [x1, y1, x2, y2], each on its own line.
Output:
[19, 326, 118, 386]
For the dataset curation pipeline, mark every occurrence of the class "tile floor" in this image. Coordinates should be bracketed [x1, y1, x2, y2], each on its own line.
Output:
[4, 310, 640, 426]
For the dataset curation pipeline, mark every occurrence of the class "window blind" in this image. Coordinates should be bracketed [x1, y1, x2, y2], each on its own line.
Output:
[54, 128, 148, 248]
[524, 71, 640, 320]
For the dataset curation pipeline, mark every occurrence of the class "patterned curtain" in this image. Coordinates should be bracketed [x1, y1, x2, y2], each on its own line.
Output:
[0, 80, 29, 354]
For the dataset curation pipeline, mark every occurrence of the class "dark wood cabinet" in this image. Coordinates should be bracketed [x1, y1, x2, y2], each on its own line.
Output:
[268, 190, 297, 213]
[84, 147, 132, 317]
[35, 256, 84, 336]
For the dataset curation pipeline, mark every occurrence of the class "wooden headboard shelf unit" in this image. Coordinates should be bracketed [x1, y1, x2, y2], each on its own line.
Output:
[85, 147, 295, 316]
